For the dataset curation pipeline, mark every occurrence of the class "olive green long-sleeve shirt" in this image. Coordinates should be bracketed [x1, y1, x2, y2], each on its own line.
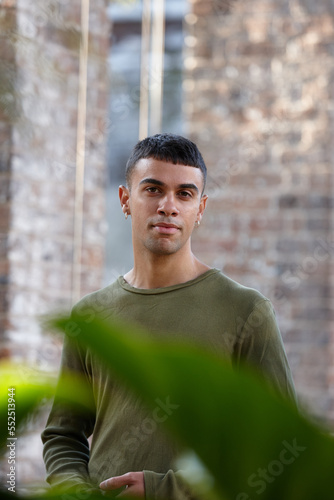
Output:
[42, 269, 296, 499]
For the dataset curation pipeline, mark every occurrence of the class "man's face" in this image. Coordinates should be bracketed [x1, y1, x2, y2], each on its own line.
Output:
[120, 158, 207, 257]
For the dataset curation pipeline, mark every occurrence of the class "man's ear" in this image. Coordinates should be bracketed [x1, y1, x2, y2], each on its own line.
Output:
[119, 185, 131, 217]
[197, 194, 208, 224]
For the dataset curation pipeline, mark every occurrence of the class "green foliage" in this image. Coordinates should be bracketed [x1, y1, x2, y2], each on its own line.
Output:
[0, 363, 99, 452]
[51, 313, 334, 500]
[0, 364, 56, 451]
[1, 311, 334, 499]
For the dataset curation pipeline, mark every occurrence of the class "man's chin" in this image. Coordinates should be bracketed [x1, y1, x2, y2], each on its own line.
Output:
[145, 239, 182, 256]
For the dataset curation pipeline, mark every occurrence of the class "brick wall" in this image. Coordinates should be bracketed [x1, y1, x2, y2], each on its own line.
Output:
[0, 0, 110, 488]
[1, 0, 333, 489]
[185, 0, 334, 426]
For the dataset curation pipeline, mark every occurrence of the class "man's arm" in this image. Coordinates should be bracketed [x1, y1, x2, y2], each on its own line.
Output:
[233, 298, 297, 404]
[41, 335, 96, 491]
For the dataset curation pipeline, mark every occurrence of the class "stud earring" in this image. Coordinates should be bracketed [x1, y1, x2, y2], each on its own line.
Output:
[125, 212, 128, 220]
[195, 220, 200, 227]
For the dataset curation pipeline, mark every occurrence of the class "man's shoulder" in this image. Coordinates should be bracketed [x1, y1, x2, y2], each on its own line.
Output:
[207, 269, 270, 317]
[209, 269, 266, 301]
[72, 278, 123, 318]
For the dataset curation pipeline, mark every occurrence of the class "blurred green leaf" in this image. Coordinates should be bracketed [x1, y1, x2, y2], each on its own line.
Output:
[51, 313, 334, 500]
[0, 363, 56, 450]
[0, 362, 96, 453]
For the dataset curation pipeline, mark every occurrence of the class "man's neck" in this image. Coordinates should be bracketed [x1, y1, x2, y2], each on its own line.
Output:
[124, 252, 211, 290]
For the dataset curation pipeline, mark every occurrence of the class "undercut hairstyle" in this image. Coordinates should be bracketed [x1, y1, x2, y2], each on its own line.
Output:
[125, 133, 207, 193]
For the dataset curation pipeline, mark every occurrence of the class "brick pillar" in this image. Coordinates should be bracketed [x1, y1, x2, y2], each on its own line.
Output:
[184, 0, 334, 426]
[0, 0, 110, 487]
[0, 2, 17, 358]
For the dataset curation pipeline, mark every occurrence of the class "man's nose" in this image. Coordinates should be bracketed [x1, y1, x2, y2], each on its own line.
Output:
[157, 194, 179, 217]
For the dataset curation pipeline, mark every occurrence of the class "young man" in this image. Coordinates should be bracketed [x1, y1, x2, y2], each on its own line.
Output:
[42, 133, 296, 499]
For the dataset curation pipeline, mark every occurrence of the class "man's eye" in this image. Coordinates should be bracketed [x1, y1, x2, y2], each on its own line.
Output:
[146, 187, 159, 193]
[179, 191, 192, 198]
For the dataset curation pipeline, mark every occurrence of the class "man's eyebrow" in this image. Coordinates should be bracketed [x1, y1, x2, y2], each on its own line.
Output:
[178, 183, 199, 194]
[139, 178, 200, 194]
[139, 178, 165, 187]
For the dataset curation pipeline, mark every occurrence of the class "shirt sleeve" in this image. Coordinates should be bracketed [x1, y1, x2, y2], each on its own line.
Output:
[41, 334, 96, 492]
[144, 469, 200, 500]
[232, 298, 297, 404]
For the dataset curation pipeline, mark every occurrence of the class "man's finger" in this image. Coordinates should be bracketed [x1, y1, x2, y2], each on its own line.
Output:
[100, 473, 130, 490]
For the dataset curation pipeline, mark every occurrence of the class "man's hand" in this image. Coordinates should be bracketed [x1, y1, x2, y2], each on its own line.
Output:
[100, 472, 145, 498]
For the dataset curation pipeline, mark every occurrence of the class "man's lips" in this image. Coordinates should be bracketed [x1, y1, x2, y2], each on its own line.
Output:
[152, 222, 180, 235]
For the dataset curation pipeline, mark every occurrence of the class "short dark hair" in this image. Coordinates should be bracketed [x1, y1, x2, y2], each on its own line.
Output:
[125, 133, 207, 193]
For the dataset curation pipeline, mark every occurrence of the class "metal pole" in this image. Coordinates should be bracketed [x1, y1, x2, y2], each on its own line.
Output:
[139, 0, 151, 140]
[72, 0, 90, 305]
[150, 0, 165, 135]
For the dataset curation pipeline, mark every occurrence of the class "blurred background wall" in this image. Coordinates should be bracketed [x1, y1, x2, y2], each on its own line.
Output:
[185, 0, 334, 425]
[0, 0, 110, 489]
[0, 0, 333, 491]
